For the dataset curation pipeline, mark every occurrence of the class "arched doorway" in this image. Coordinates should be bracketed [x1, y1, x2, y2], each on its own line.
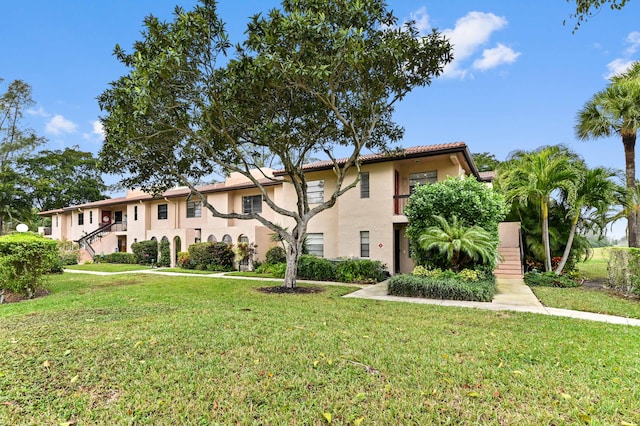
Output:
[173, 236, 182, 267]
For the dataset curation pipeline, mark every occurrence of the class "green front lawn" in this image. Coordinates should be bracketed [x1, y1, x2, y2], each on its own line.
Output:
[64, 263, 153, 273]
[532, 286, 640, 319]
[575, 247, 610, 281]
[2, 273, 640, 424]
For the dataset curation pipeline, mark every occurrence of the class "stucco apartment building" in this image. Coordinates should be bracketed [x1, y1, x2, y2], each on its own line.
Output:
[40, 142, 494, 275]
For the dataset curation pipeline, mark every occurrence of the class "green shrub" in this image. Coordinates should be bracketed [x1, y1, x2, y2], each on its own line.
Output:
[388, 273, 496, 302]
[297, 255, 336, 281]
[607, 248, 640, 296]
[0, 233, 58, 298]
[158, 238, 171, 267]
[523, 271, 580, 288]
[335, 259, 387, 283]
[177, 251, 193, 269]
[265, 246, 286, 264]
[131, 240, 158, 265]
[57, 240, 80, 266]
[188, 242, 234, 271]
[404, 175, 506, 268]
[255, 262, 286, 278]
[102, 252, 138, 264]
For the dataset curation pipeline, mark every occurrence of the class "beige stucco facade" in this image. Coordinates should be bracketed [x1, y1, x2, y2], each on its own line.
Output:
[40, 143, 486, 273]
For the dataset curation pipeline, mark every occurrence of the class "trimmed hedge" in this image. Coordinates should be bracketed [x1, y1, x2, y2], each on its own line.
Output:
[100, 252, 138, 264]
[297, 255, 336, 281]
[387, 274, 496, 302]
[524, 271, 580, 288]
[335, 259, 386, 284]
[131, 240, 158, 265]
[0, 232, 58, 297]
[188, 242, 234, 271]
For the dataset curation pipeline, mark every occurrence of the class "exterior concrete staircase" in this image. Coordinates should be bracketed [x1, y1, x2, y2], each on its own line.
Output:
[494, 222, 524, 279]
[495, 247, 523, 278]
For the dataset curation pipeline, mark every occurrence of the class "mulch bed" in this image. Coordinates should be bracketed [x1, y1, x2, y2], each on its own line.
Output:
[0, 288, 50, 304]
[256, 286, 325, 295]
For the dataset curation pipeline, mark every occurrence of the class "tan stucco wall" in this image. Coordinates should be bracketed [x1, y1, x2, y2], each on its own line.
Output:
[41, 151, 474, 273]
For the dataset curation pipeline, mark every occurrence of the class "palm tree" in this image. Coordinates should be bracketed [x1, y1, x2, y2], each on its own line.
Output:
[418, 215, 496, 272]
[554, 165, 621, 274]
[575, 61, 640, 246]
[495, 145, 582, 272]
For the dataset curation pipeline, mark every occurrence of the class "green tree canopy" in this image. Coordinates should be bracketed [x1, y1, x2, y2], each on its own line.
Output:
[18, 147, 108, 212]
[566, 0, 630, 31]
[472, 152, 501, 172]
[404, 175, 507, 269]
[98, 0, 453, 288]
[0, 79, 46, 234]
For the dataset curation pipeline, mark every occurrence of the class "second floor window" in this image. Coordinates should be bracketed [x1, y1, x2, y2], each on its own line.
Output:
[242, 195, 262, 214]
[409, 171, 437, 194]
[134, 206, 138, 221]
[78, 213, 84, 226]
[360, 172, 370, 199]
[307, 180, 324, 204]
[187, 201, 202, 218]
[158, 204, 168, 220]
[89, 211, 93, 224]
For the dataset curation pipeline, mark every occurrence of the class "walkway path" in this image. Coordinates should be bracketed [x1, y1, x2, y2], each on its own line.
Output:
[64, 268, 640, 326]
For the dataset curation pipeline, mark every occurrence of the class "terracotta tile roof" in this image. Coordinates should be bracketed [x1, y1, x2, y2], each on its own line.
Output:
[38, 178, 281, 215]
[39, 142, 479, 215]
[274, 142, 470, 175]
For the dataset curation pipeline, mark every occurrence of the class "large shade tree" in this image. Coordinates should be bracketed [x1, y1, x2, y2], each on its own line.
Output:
[495, 145, 582, 272]
[18, 147, 108, 211]
[0, 79, 46, 234]
[575, 61, 640, 246]
[98, 0, 452, 288]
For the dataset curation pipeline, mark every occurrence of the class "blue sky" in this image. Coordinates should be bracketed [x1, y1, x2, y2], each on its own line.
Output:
[2, 1, 640, 236]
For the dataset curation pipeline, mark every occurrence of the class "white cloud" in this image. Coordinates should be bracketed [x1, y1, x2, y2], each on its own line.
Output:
[410, 7, 431, 34]
[604, 58, 635, 79]
[45, 114, 77, 135]
[434, 11, 519, 79]
[473, 43, 521, 71]
[83, 120, 105, 141]
[92, 120, 105, 139]
[604, 31, 640, 79]
[26, 106, 50, 118]
[625, 31, 640, 55]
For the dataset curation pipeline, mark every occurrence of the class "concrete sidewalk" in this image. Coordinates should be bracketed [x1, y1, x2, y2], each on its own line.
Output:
[344, 277, 640, 327]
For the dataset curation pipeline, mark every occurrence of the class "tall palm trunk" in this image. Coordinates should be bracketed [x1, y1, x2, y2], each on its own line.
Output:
[623, 133, 637, 247]
[541, 199, 552, 272]
[555, 212, 579, 275]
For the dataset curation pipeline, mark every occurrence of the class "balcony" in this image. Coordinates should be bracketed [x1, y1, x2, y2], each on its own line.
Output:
[393, 194, 410, 220]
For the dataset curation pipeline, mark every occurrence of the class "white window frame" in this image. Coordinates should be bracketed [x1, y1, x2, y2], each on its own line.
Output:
[306, 180, 324, 204]
[306, 233, 324, 257]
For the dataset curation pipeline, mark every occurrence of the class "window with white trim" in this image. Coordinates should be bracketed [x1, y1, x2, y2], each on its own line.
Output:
[187, 201, 202, 218]
[306, 180, 324, 204]
[242, 195, 262, 214]
[306, 233, 324, 257]
[360, 231, 370, 258]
